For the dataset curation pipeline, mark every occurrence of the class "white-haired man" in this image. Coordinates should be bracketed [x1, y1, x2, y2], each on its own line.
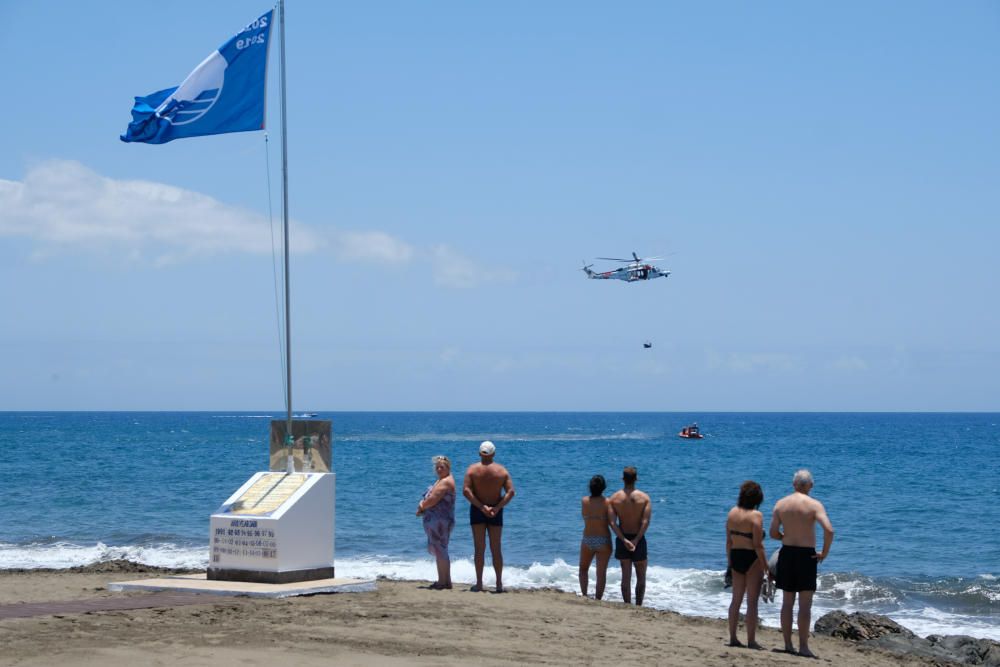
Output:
[463, 441, 515, 592]
[769, 469, 834, 658]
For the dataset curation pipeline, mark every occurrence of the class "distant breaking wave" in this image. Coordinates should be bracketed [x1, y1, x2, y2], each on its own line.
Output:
[2, 542, 996, 640]
[211, 415, 274, 419]
[337, 431, 657, 443]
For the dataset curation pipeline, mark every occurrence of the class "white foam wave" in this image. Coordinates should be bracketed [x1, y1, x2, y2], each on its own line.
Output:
[0, 541, 208, 570]
[819, 572, 898, 605]
[338, 431, 656, 443]
[891, 606, 1000, 642]
[211, 415, 274, 419]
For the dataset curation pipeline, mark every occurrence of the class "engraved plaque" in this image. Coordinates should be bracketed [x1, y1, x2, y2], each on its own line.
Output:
[226, 472, 307, 515]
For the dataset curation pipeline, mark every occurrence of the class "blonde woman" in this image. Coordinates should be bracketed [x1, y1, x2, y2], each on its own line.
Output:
[416, 455, 456, 589]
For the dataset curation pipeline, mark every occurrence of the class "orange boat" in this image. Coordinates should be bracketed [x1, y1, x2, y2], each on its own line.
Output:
[678, 424, 703, 439]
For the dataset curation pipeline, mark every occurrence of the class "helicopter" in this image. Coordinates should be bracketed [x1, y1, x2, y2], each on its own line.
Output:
[582, 252, 671, 282]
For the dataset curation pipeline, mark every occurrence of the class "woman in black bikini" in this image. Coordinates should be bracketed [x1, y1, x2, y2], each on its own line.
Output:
[579, 475, 612, 599]
[725, 480, 770, 649]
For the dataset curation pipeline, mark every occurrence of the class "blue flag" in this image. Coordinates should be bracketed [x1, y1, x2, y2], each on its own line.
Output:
[121, 10, 273, 144]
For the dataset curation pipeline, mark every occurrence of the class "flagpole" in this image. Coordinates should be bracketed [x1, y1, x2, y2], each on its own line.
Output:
[279, 0, 294, 465]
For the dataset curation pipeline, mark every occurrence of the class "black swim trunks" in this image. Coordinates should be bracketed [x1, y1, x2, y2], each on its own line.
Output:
[729, 548, 758, 574]
[614, 533, 648, 561]
[469, 504, 504, 526]
[775, 545, 818, 592]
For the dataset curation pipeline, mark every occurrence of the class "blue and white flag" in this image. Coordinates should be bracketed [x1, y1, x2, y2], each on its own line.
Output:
[121, 10, 273, 144]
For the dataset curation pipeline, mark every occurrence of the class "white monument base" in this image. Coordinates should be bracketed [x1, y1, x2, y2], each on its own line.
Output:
[208, 471, 335, 584]
[109, 573, 374, 599]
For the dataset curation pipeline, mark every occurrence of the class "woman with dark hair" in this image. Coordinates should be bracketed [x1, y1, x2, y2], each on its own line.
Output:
[725, 480, 770, 648]
[579, 474, 612, 599]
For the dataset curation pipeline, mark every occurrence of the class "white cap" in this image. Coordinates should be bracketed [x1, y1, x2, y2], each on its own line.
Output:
[479, 440, 496, 456]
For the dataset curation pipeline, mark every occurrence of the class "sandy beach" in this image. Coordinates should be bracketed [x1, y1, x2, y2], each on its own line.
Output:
[0, 564, 935, 667]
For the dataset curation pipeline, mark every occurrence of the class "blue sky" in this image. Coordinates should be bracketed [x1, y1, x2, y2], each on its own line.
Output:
[1, 1, 998, 411]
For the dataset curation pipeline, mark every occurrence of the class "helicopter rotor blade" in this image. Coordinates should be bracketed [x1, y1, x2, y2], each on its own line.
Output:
[596, 257, 633, 262]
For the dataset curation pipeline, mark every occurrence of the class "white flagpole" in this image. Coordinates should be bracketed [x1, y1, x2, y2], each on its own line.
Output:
[279, 0, 294, 468]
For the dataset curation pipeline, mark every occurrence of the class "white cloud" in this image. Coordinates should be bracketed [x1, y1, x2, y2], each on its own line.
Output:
[0, 161, 516, 287]
[0, 160, 322, 264]
[430, 244, 518, 289]
[334, 230, 413, 264]
[827, 355, 868, 373]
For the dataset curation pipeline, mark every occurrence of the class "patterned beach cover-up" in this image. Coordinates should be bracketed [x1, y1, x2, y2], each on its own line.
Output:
[422, 483, 455, 560]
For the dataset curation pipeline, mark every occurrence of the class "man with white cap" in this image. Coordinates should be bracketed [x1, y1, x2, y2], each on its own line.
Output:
[463, 440, 515, 592]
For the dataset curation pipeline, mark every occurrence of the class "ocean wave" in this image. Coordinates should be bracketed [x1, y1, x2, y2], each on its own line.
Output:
[211, 415, 275, 419]
[2, 544, 996, 641]
[820, 571, 900, 605]
[0, 541, 207, 570]
[337, 431, 657, 443]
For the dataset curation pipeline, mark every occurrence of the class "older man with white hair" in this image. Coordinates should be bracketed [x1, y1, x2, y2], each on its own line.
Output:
[769, 469, 835, 658]
[463, 440, 515, 593]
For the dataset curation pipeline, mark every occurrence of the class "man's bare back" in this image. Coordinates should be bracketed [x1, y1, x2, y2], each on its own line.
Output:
[464, 462, 511, 509]
[770, 492, 831, 548]
[609, 488, 651, 534]
[608, 467, 651, 605]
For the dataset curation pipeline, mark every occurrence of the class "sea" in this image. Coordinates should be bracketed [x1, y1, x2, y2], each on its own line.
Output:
[1, 412, 997, 640]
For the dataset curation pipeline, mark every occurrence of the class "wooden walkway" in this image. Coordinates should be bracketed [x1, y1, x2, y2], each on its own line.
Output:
[0, 592, 237, 620]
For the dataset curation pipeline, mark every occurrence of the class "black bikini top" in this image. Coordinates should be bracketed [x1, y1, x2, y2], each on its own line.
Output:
[729, 529, 753, 539]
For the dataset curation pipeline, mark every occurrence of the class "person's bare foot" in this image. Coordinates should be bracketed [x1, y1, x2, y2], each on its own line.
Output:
[747, 641, 765, 650]
[798, 648, 818, 659]
[727, 639, 744, 648]
[470, 584, 484, 592]
[493, 585, 505, 593]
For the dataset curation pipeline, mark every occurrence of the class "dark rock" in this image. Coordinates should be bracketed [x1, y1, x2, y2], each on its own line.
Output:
[868, 634, 1000, 666]
[814, 610, 915, 641]
[815, 612, 1000, 666]
[867, 635, 944, 662]
[925, 635, 1000, 667]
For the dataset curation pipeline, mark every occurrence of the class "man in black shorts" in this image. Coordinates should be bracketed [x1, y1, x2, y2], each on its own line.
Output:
[769, 469, 835, 657]
[463, 441, 515, 592]
[609, 466, 652, 605]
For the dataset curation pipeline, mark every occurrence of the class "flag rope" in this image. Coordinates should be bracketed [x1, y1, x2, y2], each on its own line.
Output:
[264, 132, 288, 416]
